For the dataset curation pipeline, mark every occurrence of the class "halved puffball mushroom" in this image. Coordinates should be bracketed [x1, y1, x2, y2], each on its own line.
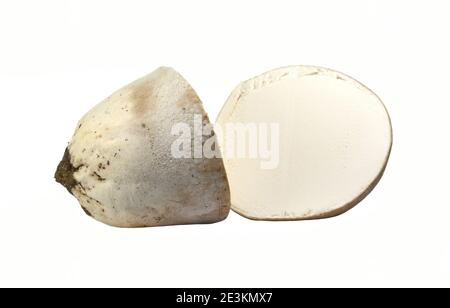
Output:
[216, 66, 392, 220]
[55, 67, 230, 227]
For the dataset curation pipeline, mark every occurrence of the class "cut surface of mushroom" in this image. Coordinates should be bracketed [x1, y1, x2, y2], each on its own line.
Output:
[55, 67, 230, 227]
[216, 66, 392, 220]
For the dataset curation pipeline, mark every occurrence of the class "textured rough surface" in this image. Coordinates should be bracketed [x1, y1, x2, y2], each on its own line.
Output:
[216, 65, 392, 220]
[55, 67, 230, 227]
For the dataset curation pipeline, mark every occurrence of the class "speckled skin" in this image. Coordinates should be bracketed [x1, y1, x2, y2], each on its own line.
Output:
[56, 67, 230, 227]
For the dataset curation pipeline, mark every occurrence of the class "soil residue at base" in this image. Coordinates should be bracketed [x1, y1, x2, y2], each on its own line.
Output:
[80, 206, 92, 217]
[55, 147, 83, 195]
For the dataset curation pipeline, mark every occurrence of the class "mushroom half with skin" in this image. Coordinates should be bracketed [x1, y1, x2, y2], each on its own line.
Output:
[55, 67, 230, 227]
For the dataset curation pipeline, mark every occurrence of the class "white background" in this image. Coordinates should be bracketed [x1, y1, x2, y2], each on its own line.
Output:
[0, 0, 449, 287]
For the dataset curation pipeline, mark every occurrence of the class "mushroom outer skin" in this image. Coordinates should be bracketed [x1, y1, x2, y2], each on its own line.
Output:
[55, 67, 231, 227]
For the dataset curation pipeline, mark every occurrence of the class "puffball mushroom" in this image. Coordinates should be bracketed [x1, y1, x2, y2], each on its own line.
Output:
[55, 67, 230, 227]
[216, 66, 392, 220]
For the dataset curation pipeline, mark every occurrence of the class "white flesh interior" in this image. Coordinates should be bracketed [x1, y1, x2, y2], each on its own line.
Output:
[216, 66, 392, 220]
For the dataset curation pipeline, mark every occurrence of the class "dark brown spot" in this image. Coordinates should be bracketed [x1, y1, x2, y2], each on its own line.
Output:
[81, 206, 92, 217]
[54, 148, 84, 195]
[92, 172, 106, 182]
